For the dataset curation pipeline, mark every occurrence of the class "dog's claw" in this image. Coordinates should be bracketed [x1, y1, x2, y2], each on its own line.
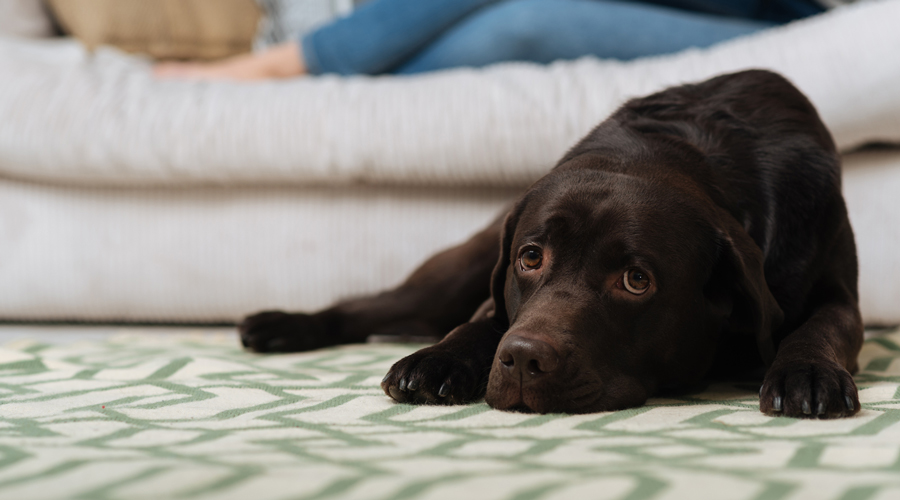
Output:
[381, 340, 483, 406]
[762, 360, 859, 418]
[382, 372, 392, 384]
[265, 337, 290, 351]
[773, 396, 783, 412]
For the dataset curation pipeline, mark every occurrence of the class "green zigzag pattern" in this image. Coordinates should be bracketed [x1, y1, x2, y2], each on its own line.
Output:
[1, 329, 899, 500]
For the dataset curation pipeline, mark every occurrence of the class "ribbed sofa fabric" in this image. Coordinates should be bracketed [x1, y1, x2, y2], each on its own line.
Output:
[0, 0, 898, 188]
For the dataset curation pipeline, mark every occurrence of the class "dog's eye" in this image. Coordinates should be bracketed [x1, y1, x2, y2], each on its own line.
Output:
[623, 269, 650, 294]
[520, 248, 543, 270]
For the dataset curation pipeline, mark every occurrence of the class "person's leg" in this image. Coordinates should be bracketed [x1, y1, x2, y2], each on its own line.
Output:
[393, 0, 778, 74]
[643, 0, 824, 23]
[155, 0, 503, 80]
[302, 0, 502, 76]
[155, 0, 824, 80]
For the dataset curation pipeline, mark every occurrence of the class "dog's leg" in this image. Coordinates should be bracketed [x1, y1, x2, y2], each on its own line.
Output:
[240, 217, 502, 352]
[759, 303, 862, 418]
[759, 231, 864, 419]
[381, 304, 503, 405]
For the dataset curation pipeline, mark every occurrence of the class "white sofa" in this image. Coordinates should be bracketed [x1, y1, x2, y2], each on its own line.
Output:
[1, 0, 899, 325]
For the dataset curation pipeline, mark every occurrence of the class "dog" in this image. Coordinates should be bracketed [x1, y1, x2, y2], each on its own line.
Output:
[240, 69, 863, 419]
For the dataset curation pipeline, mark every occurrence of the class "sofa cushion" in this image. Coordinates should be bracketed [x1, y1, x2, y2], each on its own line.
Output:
[0, 0, 898, 188]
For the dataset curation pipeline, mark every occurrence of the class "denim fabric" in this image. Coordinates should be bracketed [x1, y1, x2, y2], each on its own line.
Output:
[302, 0, 495, 75]
[301, 0, 826, 75]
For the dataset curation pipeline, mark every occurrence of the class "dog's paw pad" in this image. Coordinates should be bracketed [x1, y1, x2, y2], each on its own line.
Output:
[760, 360, 859, 419]
[381, 347, 482, 405]
[238, 310, 327, 352]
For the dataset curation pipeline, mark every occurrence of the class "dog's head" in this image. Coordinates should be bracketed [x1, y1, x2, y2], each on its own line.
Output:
[483, 152, 783, 413]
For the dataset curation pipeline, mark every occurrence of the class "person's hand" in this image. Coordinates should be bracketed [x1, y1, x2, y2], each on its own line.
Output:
[153, 42, 306, 81]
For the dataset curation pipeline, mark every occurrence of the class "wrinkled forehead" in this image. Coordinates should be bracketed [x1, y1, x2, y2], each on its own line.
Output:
[514, 171, 716, 264]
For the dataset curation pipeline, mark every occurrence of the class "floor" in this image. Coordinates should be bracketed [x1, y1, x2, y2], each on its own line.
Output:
[1, 325, 899, 500]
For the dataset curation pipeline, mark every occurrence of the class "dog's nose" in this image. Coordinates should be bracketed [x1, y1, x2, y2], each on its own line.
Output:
[498, 335, 560, 383]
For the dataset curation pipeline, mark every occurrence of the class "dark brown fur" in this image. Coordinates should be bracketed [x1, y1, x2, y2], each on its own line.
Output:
[240, 70, 863, 418]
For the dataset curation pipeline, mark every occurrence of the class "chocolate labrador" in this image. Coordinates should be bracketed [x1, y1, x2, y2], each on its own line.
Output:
[240, 69, 863, 418]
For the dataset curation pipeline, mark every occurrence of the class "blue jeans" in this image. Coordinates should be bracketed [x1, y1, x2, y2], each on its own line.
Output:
[301, 0, 825, 76]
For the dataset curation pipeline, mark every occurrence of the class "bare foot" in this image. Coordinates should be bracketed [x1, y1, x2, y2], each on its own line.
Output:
[154, 42, 306, 81]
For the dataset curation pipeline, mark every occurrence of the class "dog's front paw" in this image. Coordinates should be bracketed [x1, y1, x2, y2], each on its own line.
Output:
[239, 310, 329, 352]
[760, 359, 859, 419]
[381, 345, 486, 405]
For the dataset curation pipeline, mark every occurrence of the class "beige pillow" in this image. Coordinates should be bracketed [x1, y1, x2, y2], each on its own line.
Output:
[47, 0, 261, 60]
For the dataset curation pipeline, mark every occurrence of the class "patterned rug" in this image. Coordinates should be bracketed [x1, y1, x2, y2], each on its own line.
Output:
[1, 327, 900, 500]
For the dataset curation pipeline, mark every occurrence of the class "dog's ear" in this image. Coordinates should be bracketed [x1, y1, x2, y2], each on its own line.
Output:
[489, 204, 524, 330]
[709, 222, 784, 366]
